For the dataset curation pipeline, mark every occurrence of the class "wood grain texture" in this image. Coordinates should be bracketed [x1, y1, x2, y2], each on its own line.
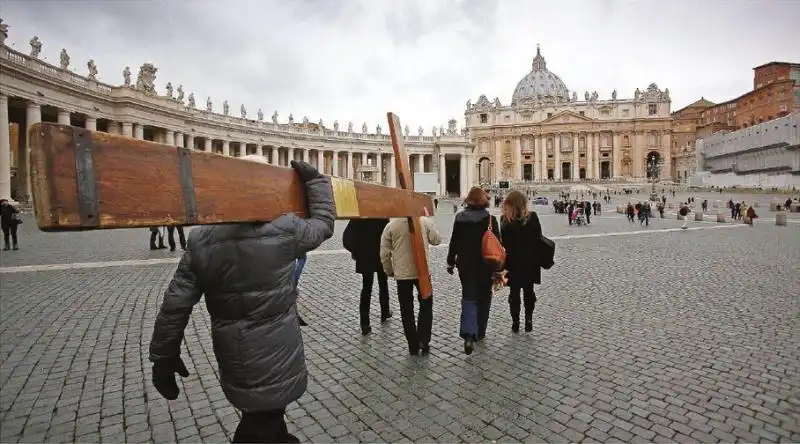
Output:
[387, 112, 433, 299]
[28, 123, 434, 231]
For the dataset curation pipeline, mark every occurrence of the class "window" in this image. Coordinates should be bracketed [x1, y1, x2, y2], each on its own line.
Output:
[579, 111, 585, 116]
[480, 113, 488, 123]
[648, 104, 657, 115]
[547, 112, 553, 118]
[648, 133, 657, 146]
[601, 109, 610, 116]
[504, 115, 510, 122]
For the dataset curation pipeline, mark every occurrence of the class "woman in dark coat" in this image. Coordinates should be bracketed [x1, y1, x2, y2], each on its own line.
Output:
[500, 190, 543, 333]
[343, 218, 392, 335]
[447, 187, 499, 355]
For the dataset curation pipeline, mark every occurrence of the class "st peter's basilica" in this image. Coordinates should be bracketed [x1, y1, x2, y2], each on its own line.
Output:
[465, 46, 673, 184]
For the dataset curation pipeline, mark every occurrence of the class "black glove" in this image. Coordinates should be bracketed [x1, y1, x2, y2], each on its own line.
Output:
[152, 357, 190, 400]
[291, 160, 323, 183]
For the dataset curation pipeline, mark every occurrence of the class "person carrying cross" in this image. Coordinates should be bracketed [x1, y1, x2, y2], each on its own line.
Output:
[148, 158, 335, 443]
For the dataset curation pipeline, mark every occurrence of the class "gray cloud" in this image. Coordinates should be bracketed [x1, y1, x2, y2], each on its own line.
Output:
[1, 0, 798, 131]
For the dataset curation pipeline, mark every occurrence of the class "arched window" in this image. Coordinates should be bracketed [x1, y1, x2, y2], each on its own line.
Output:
[623, 135, 630, 146]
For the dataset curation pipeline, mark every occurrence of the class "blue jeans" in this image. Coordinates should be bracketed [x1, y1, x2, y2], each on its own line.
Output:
[294, 255, 307, 284]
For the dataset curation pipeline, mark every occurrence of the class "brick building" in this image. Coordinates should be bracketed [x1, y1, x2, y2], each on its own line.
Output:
[700, 62, 800, 131]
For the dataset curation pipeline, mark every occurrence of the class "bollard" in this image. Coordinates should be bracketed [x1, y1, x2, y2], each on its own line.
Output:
[695, 212, 704, 221]
[775, 212, 787, 226]
[770, 199, 779, 211]
[791, 202, 800, 213]
[616, 205, 625, 214]
[717, 212, 726, 223]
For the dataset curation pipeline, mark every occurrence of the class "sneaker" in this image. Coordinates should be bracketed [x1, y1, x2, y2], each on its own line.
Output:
[12, 245, 18, 250]
[419, 344, 430, 356]
[361, 325, 371, 336]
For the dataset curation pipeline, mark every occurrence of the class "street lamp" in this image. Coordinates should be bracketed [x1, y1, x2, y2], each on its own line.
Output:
[647, 155, 664, 200]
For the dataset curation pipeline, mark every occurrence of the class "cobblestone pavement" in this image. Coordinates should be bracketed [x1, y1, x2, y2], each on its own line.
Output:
[1, 211, 799, 443]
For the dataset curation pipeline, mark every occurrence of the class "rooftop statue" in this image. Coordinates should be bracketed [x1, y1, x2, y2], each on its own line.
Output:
[176, 85, 184, 102]
[187, 93, 195, 109]
[29, 36, 42, 58]
[240, 104, 247, 119]
[272, 111, 278, 124]
[222, 100, 229, 116]
[0, 18, 8, 46]
[206, 97, 212, 112]
[165, 82, 174, 99]
[87, 60, 98, 80]
[257, 109, 263, 121]
[123, 66, 131, 87]
[59, 48, 70, 70]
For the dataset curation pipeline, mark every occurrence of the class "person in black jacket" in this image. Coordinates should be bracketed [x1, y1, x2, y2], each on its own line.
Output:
[446, 187, 499, 355]
[500, 190, 543, 333]
[343, 218, 393, 335]
[1, 199, 21, 251]
[148, 160, 335, 443]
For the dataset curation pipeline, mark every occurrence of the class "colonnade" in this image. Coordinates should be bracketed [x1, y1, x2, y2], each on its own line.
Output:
[0, 94, 468, 202]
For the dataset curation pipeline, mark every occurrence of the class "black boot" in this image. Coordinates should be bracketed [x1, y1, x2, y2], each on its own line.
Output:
[361, 325, 371, 336]
[464, 337, 474, 355]
[511, 319, 520, 333]
[381, 311, 393, 322]
[12, 244, 18, 251]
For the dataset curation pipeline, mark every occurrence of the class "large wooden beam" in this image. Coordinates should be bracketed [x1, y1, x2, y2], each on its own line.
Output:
[386, 112, 433, 299]
[27, 123, 434, 231]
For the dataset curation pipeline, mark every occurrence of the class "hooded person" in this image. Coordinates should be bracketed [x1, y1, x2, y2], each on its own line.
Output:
[148, 156, 335, 443]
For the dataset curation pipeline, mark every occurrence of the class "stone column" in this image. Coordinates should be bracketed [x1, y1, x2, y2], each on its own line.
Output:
[133, 124, 144, 140]
[204, 138, 212, 152]
[122, 123, 133, 138]
[222, 140, 230, 156]
[516, 138, 523, 181]
[594, 133, 601, 179]
[165, 130, 175, 146]
[376, 153, 383, 184]
[389, 154, 397, 187]
[586, 133, 593, 180]
[333, 151, 340, 176]
[613, 133, 622, 178]
[572, 134, 579, 180]
[186, 134, 195, 150]
[539, 135, 547, 181]
[24, 102, 42, 201]
[85, 117, 97, 131]
[347, 151, 353, 179]
[302, 148, 309, 163]
[556, 136, 562, 180]
[288, 147, 295, 163]
[416, 154, 424, 173]
[175, 132, 184, 148]
[0, 95, 11, 200]
[57, 110, 71, 126]
[439, 154, 446, 195]
[317, 150, 324, 173]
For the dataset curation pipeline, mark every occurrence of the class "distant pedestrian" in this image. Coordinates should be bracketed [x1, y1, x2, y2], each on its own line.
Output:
[0, 199, 21, 251]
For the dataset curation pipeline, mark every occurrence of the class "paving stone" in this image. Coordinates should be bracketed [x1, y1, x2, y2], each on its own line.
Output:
[1, 210, 798, 443]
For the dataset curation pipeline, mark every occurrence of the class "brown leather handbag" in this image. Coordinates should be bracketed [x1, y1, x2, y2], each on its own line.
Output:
[482, 216, 506, 271]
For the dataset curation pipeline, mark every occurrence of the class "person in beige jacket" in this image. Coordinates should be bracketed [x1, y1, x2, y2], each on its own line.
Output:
[380, 216, 442, 356]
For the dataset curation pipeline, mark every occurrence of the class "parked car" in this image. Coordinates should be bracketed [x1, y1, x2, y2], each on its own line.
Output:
[533, 196, 549, 205]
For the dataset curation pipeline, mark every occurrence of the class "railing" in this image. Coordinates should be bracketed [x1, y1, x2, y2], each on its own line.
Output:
[1, 43, 468, 145]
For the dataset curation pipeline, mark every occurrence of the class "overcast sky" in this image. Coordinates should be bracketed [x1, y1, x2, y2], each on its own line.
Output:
[2, 0, 798, 133]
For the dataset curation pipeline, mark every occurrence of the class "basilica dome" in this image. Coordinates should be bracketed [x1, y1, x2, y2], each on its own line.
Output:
[511, 46, 570, 105]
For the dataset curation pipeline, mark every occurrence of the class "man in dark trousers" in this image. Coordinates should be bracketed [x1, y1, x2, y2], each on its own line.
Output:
[148, 160, 335, 443]
[343, 218, 393, 335]
[380, 214, 442, 356]
[167, 225, 187, 251]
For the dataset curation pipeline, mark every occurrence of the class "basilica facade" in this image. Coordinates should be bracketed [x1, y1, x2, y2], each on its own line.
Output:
[465, 46, 674, 184]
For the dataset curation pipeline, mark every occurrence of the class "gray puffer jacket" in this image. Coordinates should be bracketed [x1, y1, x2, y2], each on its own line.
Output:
[149, 176, 335, 412]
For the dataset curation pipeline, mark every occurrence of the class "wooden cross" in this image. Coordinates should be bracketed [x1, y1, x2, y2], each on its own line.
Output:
[386, 112, 433, 299]
[26, 122, 434, 230]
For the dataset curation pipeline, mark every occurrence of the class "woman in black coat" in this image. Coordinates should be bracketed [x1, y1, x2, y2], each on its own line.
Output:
[447, 187, 500, 355]
[343, 218, 392, 335]
[500, 190, 543, 333]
